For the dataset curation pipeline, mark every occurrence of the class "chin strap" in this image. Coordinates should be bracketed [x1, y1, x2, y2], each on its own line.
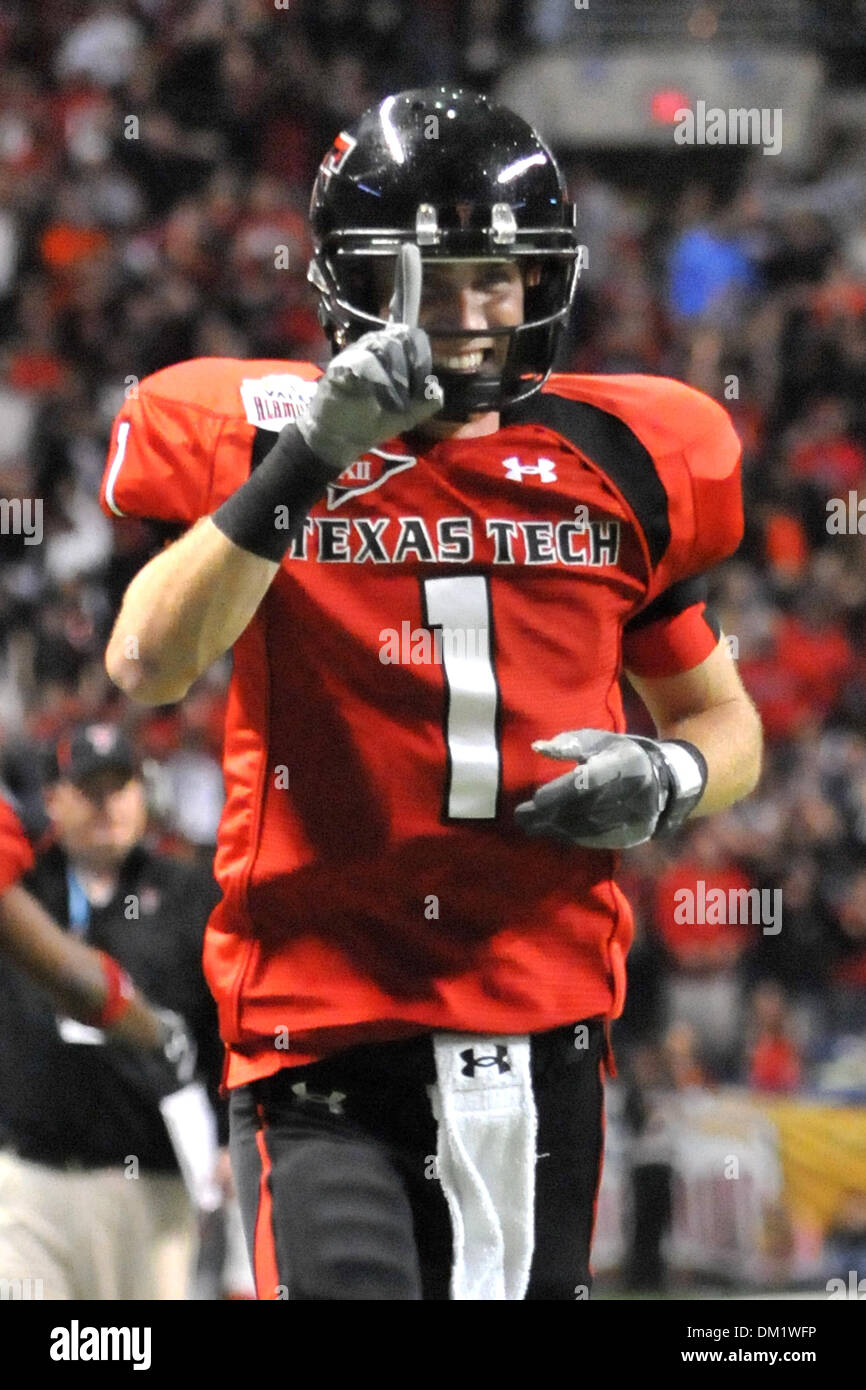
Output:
[433, 366, 551, 421]
[433, 369, 503, 420]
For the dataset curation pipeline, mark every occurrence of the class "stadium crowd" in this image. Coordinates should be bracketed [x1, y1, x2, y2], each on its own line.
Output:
[1, 0, 865, 1103]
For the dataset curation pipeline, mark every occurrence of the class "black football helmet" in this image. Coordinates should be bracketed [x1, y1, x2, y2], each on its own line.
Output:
[308, 88, 583, 419]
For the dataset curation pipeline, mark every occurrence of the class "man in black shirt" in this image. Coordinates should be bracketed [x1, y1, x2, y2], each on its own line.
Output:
[0, 723, 225, 1299]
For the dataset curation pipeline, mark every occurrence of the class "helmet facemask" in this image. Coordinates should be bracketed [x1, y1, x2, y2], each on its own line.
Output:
[308, 235, 582, 420]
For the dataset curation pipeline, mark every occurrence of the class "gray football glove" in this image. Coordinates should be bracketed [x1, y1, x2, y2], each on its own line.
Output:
[514, 729, 707, 849]
[297, 244, 444, 472]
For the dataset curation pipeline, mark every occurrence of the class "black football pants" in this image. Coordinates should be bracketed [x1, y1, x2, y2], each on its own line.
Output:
[230, 1019, 607, 1301]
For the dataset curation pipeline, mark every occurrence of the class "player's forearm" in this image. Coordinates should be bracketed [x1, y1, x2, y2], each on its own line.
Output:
[627, 637, 763, 821]
[0, 882, 164, 1047]
[107, 423, 340, 705]
[654, 693, 763, 817]
[106, 516, 279, 705]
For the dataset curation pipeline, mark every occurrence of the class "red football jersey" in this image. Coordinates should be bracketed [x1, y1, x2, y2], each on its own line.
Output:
[101, 360, 742, 1085]
[0, 795, 35, 896]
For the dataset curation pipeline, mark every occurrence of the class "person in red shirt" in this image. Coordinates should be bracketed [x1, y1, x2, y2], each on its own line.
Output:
[653, 823, 755, 1071]
[739, 597, 854, 742]
[788, 396, 866, 498]
[746, 982, 803, 1093]
[102, 89, 762, 1300]
[654, 836, 753, 974]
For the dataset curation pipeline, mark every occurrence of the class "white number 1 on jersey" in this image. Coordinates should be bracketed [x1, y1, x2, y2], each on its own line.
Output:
[421, 576, 501, 820]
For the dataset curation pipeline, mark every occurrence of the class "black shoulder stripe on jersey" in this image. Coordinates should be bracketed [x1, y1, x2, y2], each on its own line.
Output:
[624, 574, 720, 639]
[251, 427, 276, 473]
[148, 519, 185, 550]
[504, 391, 671, 569]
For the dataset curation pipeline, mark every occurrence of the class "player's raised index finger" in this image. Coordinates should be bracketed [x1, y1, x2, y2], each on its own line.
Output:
[387, 242, 422, 329]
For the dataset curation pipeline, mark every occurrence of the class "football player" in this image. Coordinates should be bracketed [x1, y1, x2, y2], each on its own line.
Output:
[102, 89, 762, 1300]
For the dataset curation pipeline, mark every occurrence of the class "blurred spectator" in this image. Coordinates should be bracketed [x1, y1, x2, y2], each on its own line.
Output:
[663, 1021, 709, 1091]
[623, 1043, 677, 1291]
[742, 855, 832, 1051]
[0, 722, 226, 1299]
[745, 982, 804, 1093]
[666, 185, 759, 326]
[652, 821, 754, 1072]
[55, 2, 143, 89]
[160, 691, 225, 854]
[823, 1191, 866, 1285]
[828, 868, 866, 1031]
[788, 396, 866, 499]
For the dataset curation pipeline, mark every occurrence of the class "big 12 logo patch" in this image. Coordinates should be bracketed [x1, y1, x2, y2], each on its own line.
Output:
[326, 447, 417, 509]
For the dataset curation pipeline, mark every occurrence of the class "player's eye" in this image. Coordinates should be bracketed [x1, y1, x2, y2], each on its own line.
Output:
[477, 268, 512, 290]
[423, 278, 450, 300]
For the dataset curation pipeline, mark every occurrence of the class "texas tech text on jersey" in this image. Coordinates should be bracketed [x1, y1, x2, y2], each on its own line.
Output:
[284, 512, 621, 567]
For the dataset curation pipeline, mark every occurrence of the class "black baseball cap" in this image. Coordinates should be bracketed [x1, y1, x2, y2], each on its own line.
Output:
[45, 723, 139, 788]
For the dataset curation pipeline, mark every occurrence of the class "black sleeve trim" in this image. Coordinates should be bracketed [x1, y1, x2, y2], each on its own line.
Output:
[251, 426, 277, 472]
[147, 520, 186, 550]
[503, 390, 671, 568]
[625, 574, 719, 637]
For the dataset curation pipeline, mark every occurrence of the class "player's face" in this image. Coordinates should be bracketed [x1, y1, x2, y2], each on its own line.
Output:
[45, 773, 148, 872]
[375, 256, 531, 369]
[373, 255, 538, 436]
[416, 259, 525, 372]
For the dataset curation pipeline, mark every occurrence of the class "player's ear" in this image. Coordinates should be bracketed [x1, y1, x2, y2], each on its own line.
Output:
[523, 261, 542, 289]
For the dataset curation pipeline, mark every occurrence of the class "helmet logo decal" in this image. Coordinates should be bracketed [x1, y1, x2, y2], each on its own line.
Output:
[502, 456, 558, 483]
[319, 131, 357, 185]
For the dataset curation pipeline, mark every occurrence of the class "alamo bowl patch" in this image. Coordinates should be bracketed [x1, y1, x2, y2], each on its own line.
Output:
[240, 374, 319, 432]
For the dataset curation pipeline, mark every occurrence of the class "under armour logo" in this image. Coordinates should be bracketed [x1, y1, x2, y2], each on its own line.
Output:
[290, 1082, 346, 1115]
[460, 1045, 511, 1077]
[502, 455, 557, 483]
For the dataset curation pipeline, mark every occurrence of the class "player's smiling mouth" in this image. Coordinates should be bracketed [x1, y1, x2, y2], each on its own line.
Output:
[431, 341, 496, 372]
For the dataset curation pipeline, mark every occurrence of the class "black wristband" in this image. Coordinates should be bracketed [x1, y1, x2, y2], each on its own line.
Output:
[211, 423, 333, 562]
